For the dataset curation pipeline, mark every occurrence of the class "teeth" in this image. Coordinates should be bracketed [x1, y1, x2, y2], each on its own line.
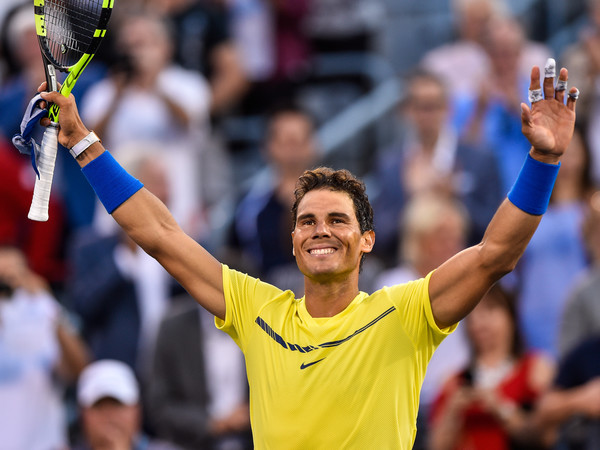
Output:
[310, 248, 335, 255]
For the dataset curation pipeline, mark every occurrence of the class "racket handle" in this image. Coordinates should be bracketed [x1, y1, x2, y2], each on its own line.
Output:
[28, 123, 59, 222]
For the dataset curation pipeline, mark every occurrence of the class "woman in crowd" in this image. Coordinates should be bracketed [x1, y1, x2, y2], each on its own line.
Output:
[428, 284, 554, 450]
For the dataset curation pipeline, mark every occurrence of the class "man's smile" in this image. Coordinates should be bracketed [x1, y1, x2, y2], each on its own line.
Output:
[308, 247, 336, 255]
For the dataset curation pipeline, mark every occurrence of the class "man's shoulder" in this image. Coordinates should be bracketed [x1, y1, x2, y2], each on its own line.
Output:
[224, 265, 288, 299]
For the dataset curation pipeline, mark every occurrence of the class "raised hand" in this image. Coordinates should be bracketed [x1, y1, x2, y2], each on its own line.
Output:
[37, 81, 90, 150]
[520, 58, 578, 164]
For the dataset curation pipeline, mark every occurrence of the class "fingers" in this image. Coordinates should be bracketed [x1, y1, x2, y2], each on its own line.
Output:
[521, 102, 532, 127]
[528, 66, 543, 104]
[39, 89, 71, 109]
[567, 87, 579, 112]
[543, 58, 556, 99]
[529, 60, 579, 111]
[555, 68, 568, 103]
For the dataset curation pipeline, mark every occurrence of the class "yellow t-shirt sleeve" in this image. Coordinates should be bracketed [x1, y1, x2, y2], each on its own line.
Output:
[386, 271, 457, 350]
[215, 264, 284, 351]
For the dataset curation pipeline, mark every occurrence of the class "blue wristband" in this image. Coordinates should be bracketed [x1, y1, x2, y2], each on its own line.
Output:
[507, 154, 560, 215]
[81, 151, 143, 214]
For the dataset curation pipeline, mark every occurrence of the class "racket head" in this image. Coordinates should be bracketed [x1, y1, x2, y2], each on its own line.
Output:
[34, 0, 113, 72]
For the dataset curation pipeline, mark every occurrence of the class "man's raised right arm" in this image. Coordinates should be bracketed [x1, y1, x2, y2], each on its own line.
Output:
[39, 86, 226, 319]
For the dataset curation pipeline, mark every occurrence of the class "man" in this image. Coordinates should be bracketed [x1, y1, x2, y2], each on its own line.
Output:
[227, 105, 318, 293]
[559, 190, 600, 357]
[37, 59, 577, 448]
[373, 193, 472, 448]
[67, 149, 177, 383]
[76, 359, 178, 450]
[371, 69, 502, 264]
[0, 246, 89, 450]
[149, 301, 252, 449]
[535, 335, 600, 447]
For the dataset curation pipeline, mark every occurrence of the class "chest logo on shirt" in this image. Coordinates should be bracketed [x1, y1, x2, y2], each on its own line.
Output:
[300, 358, 326, 370]
[254, 306, 396, 368]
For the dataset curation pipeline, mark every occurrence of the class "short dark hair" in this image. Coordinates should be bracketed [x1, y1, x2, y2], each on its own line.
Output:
[402, 68, 449, 106]
[265, 104, 316, 139]
[291, 167, 374, 234]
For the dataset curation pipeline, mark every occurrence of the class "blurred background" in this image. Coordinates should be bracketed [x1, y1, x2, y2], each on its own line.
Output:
[1, 0, 600, 448]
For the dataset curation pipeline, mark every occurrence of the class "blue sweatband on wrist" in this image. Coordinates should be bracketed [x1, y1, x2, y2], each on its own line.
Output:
[507, 154, 560, 215]
[81, 151, 143, 214]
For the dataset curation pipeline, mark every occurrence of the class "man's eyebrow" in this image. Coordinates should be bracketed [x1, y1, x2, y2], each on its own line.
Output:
[297, 212, 352, 221]
[297, 213, 316, 222]
[328, 212, 352, 220]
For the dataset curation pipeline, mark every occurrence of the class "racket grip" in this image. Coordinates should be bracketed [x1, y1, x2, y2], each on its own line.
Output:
[28, 123, 59, 221]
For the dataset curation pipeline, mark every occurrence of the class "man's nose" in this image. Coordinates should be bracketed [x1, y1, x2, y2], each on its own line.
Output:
[313, 221, 330, 237]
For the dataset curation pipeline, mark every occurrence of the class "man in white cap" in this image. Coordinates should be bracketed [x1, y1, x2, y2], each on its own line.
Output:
[76, 359, 179, 450]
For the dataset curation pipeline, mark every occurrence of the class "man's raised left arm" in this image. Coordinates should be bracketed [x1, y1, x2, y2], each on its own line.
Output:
[429, 60, 578, 329]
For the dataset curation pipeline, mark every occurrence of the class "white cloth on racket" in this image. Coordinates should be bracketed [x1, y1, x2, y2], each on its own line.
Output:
[11, 94, 49, 178]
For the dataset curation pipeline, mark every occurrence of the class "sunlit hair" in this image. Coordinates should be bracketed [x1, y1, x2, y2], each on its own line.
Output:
[291, 167, 374, 234]
[400, 192, 470, 266]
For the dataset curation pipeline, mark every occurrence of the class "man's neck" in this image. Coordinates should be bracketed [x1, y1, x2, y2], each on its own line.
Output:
[303, 277, 360, 318]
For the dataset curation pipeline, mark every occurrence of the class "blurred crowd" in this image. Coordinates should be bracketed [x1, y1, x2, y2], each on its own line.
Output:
[1, 0, 600, 448]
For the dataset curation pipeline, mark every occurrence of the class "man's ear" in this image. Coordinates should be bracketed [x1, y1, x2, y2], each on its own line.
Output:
[291, 231, 295, 256]
[361, 230, 375, 254]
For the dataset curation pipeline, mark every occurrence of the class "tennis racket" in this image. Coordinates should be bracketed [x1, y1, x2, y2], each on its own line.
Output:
[29, 0, 114, 221]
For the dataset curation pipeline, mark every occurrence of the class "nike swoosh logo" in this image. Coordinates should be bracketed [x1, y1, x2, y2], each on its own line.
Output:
[300, 358, 326, 370]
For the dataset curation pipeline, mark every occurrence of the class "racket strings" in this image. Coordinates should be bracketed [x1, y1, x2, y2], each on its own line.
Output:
[43, 0, 104, 67]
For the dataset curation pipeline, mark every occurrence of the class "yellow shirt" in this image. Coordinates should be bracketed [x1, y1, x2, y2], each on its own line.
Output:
[216, 265, 456, 449]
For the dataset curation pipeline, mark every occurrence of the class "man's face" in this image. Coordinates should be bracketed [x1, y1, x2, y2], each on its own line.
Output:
[118, 17, 171, 75]
[267, 113, 316, 175]
[81, 398, 139, 450]
[405, 80, 448, 140]
[292, 189, 374, 283]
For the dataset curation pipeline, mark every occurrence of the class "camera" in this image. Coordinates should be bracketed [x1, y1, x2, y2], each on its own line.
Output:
[0, 279, 14, 298]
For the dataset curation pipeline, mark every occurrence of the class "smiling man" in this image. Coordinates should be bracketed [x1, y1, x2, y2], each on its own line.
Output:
[37, 59, 577, 449]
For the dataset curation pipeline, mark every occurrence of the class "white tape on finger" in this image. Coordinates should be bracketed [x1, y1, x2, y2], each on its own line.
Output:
[568, 88, 580, 101]
[555, 80, 568, 91]
[528, 88, 543, 103]
[544, 58, 556, 78]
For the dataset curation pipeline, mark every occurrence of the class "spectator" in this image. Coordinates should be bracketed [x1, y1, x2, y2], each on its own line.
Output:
[229, 0, 313, 123]
[535, 335, 600, 448]
[0, 246, 89, 450]
[0, 0, 24, 58]
[559, 189, 600, 357]
[0, 137, 66, 285]
[67, 150, 178, 386]
[146, 0, 248, 116]
[560, 0, 600, 184]
[226, 105, 319, 294]
[371, 69, 502, 265]
[373, 192, 472, 449]
[0, 2, 45, 140]
[149, 301, 251, 449]
[455, 15, 550, 193]
[269, 0, 311, 80]
[304, 0, 383, 54]
[515, 124, 593, 359]
[74, 359, 179, 450]
[421, 0, 501, 95]
[226, 0, 275, 83]
[0, 3, 104, 229]
[422, 0, 549, 97]
[80, 11, 215, 233]
[429, 284, 554, 450]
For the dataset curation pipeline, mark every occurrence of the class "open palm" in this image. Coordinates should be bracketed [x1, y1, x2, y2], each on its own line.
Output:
[521, 64, 577, 161]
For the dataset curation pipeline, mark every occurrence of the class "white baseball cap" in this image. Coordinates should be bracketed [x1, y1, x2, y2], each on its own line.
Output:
[77, 360, 139, 407]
